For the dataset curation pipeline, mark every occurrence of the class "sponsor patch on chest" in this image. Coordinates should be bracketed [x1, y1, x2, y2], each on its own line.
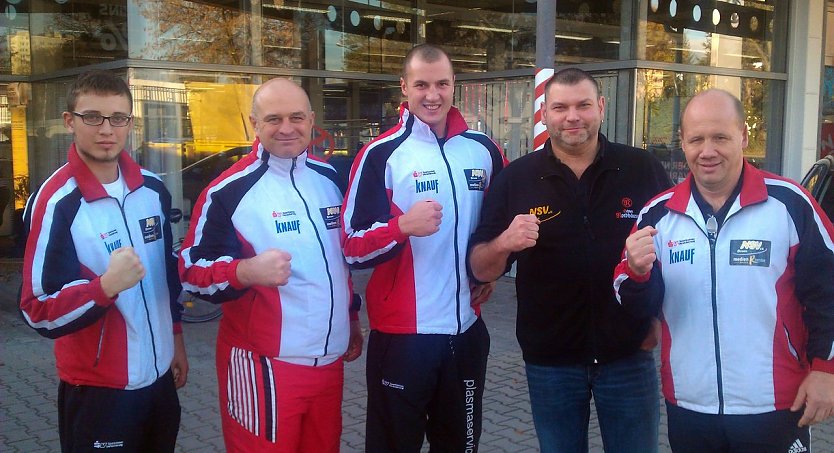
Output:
[412, 169, 439, 194]
[666, 238, 697, 265]
[464, 168, 487, 191]
[139, 216, 162, 244]
[729, 239, 771, 267]
[320, 205, 341, 230]
[100, 229, 122, 253]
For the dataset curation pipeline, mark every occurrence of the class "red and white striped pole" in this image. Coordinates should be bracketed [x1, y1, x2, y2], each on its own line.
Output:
[533, 68, 554, 151]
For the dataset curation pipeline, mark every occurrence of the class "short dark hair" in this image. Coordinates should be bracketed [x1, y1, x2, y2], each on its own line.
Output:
[66, 70, 133, 112]
[544, 67, 600, 101]
[402, 44, 453, 79]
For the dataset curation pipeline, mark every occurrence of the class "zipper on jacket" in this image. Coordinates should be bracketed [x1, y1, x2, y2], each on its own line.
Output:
[290, 157, 336, 360]
[114, 193, 161, 380]
[94, 318, 106, 367]
[438, 139, 463, 335]
[705, 215, 725, 414]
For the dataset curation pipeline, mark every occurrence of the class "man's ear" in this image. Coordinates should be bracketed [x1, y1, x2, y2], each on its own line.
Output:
[400, 77, 407, 97]
[63, 111, 74, 133]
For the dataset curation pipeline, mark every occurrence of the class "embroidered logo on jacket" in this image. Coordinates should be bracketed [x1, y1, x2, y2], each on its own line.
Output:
[669, 248, 695, 264]
[729, 240, 771, 267]
[615, 197, 638, 220]
[667, 238, 696, 265]
[101, 229, 122, 254]
[320, 205, 341, 230]
[139, 216, 161, 244]
[529, 205, 561, 223]
[464, 168, 487, 191]
[273, 210, 301, 234]
[413, 170, 439, 194]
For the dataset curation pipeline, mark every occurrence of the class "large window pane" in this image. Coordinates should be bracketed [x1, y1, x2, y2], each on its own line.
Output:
[635, 70, 777, 183]
[425, 1, 537, 72]
[2, 4, 31, 75]
[642, 0, 785, 72]
[455, 78, 533, 161]
[554, 0, 622, 64]
[29, 0, 128, 74]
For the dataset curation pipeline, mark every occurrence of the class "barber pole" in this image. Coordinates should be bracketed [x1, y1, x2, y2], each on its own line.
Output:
[534, 68, 554, 151]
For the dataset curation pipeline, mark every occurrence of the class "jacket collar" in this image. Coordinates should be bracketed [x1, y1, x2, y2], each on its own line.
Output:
[399, 102, 469, 141]
[68, 143, 144, 202]
[255, 138, 309, 174]
[666, 160, 768, 213]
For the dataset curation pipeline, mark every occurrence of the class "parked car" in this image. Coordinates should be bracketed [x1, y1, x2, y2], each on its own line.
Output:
[800, 153, 834, 221]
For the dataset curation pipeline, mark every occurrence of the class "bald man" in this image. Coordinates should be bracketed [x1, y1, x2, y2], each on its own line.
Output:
[180, 78, 363, 452]
[614, 89, 834, 452]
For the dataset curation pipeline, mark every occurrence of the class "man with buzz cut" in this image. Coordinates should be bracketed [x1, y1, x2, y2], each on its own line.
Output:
[342, 43, 507, 452]
[469, 67, 672, 452]
[179, 77, 363, 453]
[20, 69, 188, 452]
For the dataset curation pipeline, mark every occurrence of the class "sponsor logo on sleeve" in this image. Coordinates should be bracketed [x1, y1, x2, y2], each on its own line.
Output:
[464, 168, 487, 191]
[320, 205, 341, 230]
[729, 239, 771, 267]
[139, 216, 162, 244]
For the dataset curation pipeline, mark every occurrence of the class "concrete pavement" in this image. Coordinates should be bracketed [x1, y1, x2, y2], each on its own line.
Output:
[2, 264, 833, 452]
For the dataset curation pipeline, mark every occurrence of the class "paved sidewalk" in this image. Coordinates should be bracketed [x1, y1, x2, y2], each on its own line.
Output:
[2, 266, 833, 452]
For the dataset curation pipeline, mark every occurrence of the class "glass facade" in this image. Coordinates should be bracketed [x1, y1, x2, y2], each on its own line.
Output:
[0, 0, 797, 245]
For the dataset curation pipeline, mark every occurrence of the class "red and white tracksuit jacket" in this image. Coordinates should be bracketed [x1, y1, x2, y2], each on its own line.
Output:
[614, 162, 834, 415]
[20, 145, 181, 390]
[179, 142, 353, 366]
[342, 103, 506, 335]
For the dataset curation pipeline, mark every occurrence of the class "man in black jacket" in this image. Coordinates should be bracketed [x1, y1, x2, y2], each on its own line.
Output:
[468, 68, 672, 452]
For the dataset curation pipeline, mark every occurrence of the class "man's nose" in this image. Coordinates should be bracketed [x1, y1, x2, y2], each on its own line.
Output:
[565, 107, 580, 121]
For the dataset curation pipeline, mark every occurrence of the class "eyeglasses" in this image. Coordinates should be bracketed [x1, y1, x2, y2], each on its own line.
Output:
[71, 112, 133, 127]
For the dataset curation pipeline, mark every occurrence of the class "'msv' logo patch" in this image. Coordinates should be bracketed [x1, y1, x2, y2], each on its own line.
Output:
[320, 205, 341, 230]
[464, 168, 487, 191]
[140, 216, 161, 244]
[729, 239, 771, 267]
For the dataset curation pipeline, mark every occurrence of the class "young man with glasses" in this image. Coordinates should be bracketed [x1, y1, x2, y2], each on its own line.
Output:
[20, 70, 188, 452]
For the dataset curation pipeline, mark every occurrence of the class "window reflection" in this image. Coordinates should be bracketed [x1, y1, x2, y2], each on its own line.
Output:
[554, 1, 621, 64]
[28, 1, 128, 74]
[455, 79, 533, 161]
[425, 1, 537, 72]
[642, 0, 782, 72]
[635, 70, 774, 183]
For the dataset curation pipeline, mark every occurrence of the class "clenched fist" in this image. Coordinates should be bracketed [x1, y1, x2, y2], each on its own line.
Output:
[625, 226, 658, 276]
[101, 247, 145, 298]
[497, 214, 540, 253]
[399, 200, 443, 237]
[237, 249, 292, 287]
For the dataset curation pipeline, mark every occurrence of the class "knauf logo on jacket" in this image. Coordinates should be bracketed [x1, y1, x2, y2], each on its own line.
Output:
[667, 237, 696, 265]
[413, 170, 439, 194]
[272, 210, 301, 234]
[100, 229, 121, 253]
